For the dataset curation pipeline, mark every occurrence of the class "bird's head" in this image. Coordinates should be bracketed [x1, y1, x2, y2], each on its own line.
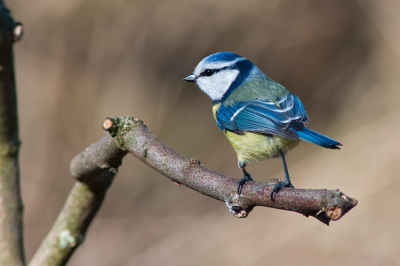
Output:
[184, 52, 262, 102]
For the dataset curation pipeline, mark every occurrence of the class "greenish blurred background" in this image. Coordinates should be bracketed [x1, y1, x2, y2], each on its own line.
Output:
[8, 0, 400, 265]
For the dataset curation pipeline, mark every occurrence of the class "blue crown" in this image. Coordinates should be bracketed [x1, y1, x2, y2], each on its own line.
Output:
[203, 52, 243, 63]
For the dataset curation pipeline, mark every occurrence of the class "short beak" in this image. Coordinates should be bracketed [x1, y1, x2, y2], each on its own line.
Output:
[183, 74, 197, 82]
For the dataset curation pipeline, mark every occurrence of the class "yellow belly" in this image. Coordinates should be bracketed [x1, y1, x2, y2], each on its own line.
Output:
[224, 130, 300, 164]
[212, 103, 300, 165]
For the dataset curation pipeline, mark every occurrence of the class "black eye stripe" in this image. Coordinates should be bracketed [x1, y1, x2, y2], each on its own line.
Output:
[200, 66, 230, 77]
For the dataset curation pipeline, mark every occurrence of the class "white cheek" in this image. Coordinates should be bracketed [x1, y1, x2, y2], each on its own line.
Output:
[197, 70, 239, 101]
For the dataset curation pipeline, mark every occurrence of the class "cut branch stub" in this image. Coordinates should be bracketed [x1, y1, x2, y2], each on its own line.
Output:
[0, 4, 23, 47]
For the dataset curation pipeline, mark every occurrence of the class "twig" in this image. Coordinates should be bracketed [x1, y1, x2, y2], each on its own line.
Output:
[0, 1, 24, 265]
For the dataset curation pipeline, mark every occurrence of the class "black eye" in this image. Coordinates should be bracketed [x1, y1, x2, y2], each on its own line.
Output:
[204, 69, 214, 76]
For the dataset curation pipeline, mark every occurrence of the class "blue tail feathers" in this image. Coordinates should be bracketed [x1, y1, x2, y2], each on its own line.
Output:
[295, 127, 341, 149]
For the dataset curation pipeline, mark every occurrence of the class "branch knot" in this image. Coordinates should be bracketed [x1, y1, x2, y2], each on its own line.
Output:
[225, 194, 254, 218]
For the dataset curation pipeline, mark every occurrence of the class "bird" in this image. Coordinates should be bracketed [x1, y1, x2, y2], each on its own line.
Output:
[183, 52, 341, 201]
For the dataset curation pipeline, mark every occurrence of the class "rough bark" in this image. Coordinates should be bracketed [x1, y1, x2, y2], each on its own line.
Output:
[104, 117, 357, 224]
[29, 116, 357, 265]
[0, 1, 24, 265]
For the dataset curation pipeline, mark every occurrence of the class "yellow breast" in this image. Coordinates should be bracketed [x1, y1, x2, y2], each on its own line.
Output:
[212, 103, 300, 165]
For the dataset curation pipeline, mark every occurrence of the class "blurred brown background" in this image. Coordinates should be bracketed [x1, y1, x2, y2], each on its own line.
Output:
[7, 0, 400, 265]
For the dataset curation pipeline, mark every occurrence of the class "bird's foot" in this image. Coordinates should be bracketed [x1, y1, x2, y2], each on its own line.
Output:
[238, 175, 253, 195]
[270, 179, 294, 202]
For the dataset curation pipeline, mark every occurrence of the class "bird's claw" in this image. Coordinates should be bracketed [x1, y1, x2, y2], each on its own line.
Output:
[270, 180, 294, 202]
[237, 175, 253, 195]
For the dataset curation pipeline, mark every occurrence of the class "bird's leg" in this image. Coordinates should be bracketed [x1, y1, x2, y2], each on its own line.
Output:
[271, 151, 294, 201]
[238, 162, 253, 195]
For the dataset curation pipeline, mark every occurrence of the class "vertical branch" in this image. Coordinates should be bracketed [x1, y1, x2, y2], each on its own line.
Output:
[0, 1, 24, 266]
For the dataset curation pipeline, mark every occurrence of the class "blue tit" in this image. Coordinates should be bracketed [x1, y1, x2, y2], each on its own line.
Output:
[184, 52, 341, 200]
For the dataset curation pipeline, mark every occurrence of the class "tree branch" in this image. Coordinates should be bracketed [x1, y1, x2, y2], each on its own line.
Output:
[105, 117, 357, 224]
[0, 1, 24, 265]
[30, 116, 356, 265]
[28, 135, 127, 266]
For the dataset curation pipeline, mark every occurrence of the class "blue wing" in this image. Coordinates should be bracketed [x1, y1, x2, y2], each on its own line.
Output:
[216, 93, 309, 140]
